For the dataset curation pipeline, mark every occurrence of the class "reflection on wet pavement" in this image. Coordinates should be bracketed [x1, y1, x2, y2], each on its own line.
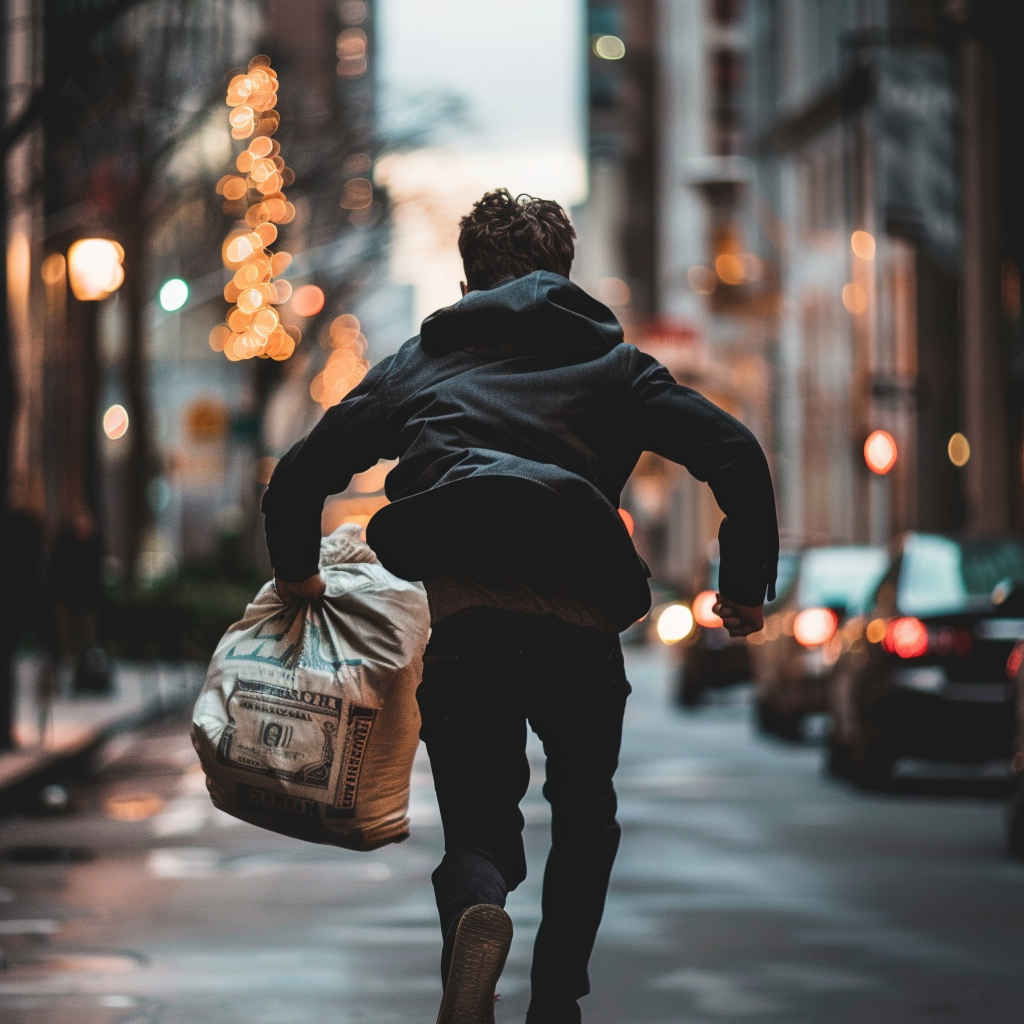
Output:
[0, 646, 1022, 1023]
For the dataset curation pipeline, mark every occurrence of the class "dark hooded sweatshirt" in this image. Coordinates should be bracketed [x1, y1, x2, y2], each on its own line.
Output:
[262, 271, 779, 633]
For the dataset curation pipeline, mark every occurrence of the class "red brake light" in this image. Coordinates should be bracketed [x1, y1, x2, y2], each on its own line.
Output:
[1007, 643, 1024, 679]
[793, 607, 838, 648]
[883, 617, 929, 659]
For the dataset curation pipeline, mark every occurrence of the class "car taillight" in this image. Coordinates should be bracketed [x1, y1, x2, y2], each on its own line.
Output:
[1007, 642, 1024, 679]
[883, 617, 929, 659]
[793, 607, 838, 648]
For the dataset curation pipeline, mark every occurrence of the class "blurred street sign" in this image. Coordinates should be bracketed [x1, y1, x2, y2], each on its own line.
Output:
[183, 398, 229, 443]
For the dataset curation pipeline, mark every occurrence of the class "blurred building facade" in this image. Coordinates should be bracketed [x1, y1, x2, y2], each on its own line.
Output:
[581, 0, 1024, 595]
[5, 0, 391, 585]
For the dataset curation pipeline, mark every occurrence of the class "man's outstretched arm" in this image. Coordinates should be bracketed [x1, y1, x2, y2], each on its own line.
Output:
[262, 357, 397, 598]
[629, 350, 779, 636]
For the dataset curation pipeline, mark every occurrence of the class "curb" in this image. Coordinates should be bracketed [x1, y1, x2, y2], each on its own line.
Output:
[0, 684, 202, 814]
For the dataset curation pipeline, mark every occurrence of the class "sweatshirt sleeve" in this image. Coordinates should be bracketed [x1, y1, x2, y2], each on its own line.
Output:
[628, 349, 779, 606]
[262, 355, 398, 582]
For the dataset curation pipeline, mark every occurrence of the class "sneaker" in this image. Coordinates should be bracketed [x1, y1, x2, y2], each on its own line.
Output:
[436, 904, 513, 1024]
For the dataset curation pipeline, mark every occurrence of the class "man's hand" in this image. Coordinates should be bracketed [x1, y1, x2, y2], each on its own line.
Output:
[275, 573, 326, 603]
[713, 594, 764, 638]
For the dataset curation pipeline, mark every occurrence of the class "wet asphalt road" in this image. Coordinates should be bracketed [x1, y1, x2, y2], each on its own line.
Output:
[1, 645, 1023, 1024]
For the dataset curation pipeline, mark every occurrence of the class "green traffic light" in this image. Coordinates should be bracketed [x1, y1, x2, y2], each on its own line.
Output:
[159, 278, 189, 312]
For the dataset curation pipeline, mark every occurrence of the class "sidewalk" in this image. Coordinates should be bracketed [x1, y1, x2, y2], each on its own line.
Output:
[0, 655, 206, 808]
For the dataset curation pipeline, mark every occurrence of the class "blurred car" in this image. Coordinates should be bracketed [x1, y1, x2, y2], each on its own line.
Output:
[827, 533, 1024, 787]
[658, 553, 798, 708]
[752, 545, 888, 740]
[1008, 651, 1024, 859]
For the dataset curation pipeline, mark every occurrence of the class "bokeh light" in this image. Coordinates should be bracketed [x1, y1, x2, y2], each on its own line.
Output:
[851, 230, 876, 260]
[692, 590, 723, 629]
[340, 177, 373, 210]
[310, 313, 371, 408]
[657, 604, 694, 644]
[793, 607, 838, 648]
[103, 404, 129, 440]
[291, 285, 326, 316]
[593, 35, 626, 60]
[618, 508, 634, 536]
[883, 616, 929, 659]
[864, 429, 897, 475]
[948, 432, 971, 467]
[67, 238, 125, 301]
[866, 618, 887, 644]
[215, 56, 300, 362]
[40, 252, 66, 285]
[159, 278, 188, 312]
[715, 253, 744, 285]
[842, 282, 868, 314]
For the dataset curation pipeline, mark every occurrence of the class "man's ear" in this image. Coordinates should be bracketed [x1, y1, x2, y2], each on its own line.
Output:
[459, 281, 468, 296]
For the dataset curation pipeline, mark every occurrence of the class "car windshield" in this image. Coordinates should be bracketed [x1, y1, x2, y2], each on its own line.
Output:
[796, 547, 888, 612]
[897, 534, 1024, 616]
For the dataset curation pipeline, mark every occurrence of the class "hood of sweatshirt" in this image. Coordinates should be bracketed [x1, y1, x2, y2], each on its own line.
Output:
[419, 270, 623, 358]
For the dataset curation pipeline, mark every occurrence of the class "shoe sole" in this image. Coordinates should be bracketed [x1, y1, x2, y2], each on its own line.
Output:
[436, 904, 513, 1024]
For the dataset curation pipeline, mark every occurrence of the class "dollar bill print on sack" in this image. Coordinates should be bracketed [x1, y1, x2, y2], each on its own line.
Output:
[328, 705, 377, 818]
[221, 599, 354, 675]
[216, 676, 348, 789]
[191, 523, 430, 850]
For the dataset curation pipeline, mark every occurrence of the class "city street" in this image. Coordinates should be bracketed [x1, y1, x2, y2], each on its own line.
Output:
[1, 646, 1022, 1024]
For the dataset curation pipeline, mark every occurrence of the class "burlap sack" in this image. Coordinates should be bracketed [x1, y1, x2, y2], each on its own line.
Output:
[191, 524, 430, 850]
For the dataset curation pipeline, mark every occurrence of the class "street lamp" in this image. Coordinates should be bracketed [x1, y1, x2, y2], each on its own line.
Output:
[66, 238, 125, 300]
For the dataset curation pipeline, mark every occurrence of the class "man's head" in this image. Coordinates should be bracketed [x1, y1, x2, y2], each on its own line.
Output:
[458, 188, 576, 292]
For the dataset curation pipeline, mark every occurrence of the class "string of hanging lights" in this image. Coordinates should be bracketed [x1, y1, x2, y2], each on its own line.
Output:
[208, 55, 299, 362]
[208, 54, 372, 411]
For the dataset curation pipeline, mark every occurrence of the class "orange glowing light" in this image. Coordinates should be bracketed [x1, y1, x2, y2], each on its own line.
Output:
[67, 238, 125, 301]
[103, 404, 129, 440]
[842, 282, 868, 314]
[865, 618, 887, 644]
[793, 607, 839, 648]
[864, 429, 897, 475]
[692, 590, 723, 629]
[618, 508, 634, 536]
[41, 252, 66, 285]
[217, 56, 300, 362]
[291, 284, 325, 316]
[225, 234, 254, 265]
[715, 253, 745, 286]
[851, 230, 876, 260]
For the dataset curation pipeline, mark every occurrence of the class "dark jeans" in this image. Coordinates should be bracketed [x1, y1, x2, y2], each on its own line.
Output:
[417, 609, 631, 1023]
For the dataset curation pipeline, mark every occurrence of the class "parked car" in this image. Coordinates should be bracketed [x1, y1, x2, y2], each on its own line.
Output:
[665, 552, 798, 707]
[752, 545, 888, 740]
[827, 533, 1024, 787]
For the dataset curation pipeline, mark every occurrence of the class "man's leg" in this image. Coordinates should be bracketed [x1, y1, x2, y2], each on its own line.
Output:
[525, 628, 630, 1024]
[416, 612, 531, 983]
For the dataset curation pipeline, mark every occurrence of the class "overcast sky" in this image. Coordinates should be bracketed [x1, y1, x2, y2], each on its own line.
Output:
[377, 0, 585, 159]
[375, 0, 587, 323]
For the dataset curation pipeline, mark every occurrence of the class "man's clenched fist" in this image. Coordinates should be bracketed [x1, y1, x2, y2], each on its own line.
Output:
[275, 573, 326, 603]
[712, 595, 764, 638]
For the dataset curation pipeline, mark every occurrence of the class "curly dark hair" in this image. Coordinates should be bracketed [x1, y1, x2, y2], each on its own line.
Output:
[458, 188, 576, 291]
